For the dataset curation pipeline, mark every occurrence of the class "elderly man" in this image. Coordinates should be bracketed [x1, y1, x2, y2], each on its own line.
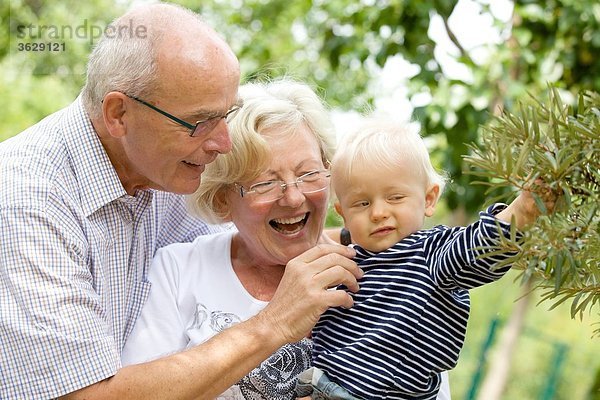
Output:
[0, 3, 361, 399]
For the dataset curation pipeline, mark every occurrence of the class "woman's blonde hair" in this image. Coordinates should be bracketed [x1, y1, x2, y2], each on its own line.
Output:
[188, 79, 336, 223]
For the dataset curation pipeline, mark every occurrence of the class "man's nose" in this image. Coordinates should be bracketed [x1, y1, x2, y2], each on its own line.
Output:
[206, 119, 232, 154]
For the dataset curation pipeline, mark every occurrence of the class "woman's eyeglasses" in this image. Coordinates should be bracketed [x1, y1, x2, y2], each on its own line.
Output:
[236, 170, 331, 204]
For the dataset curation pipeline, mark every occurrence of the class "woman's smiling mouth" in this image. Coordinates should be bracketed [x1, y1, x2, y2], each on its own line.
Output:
[269, 213, 309, 234]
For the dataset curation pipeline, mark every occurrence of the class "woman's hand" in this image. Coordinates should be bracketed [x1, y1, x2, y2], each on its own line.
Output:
[319, 228, 342, 245]
[258, 244, 361, 344]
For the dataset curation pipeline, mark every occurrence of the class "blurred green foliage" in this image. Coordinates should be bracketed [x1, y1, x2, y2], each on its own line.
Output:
[193, 0, 600, 216]
[2, 0, 126, 136]
[4, 0, 600, 216]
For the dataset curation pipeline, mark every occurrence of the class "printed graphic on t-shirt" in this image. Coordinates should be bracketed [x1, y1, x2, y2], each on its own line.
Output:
[190, 303, 241, 332]
[188, 303, 312, 400]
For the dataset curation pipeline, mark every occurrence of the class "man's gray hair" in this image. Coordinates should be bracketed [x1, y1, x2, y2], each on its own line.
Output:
[81, 3, 204, 119]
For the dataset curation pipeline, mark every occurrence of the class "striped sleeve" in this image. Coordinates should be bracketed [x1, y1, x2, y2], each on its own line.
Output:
[426, 203, 518, 290]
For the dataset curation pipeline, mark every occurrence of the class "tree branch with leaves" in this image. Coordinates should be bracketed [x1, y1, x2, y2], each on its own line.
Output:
[464, 87, 600, 336]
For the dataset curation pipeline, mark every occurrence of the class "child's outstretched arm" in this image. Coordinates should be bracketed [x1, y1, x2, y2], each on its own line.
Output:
[495, 183, 557, 229]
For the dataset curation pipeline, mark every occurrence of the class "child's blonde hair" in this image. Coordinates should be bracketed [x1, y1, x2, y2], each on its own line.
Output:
[331, 116, 446, 199]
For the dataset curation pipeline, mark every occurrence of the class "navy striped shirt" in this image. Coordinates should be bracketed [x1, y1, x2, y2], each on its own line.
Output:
[312, 204, 515, 399]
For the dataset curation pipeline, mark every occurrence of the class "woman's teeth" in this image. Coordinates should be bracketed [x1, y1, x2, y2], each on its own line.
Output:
[273, 215, 305, 225]
[270, 213, 308, 234]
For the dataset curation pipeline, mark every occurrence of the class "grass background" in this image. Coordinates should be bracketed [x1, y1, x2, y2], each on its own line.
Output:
[450, 270, 599, 400]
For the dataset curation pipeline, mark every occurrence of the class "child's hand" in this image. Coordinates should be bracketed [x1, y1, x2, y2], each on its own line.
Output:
[497, 180, 558, 229]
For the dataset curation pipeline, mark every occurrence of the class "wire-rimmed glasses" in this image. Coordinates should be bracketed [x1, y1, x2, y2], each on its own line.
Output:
[236, 169, 331, 203]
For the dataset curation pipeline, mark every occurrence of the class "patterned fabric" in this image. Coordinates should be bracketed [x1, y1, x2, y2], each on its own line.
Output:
[237, 339, 313, 399]
[0, 97, 224, 399]
[311, 204, 515, 400]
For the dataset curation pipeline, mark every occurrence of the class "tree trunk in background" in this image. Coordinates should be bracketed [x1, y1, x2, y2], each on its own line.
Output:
[449, 206, 468, 227]
[476, 15, 529, 398]
[476, 281, 533, 400]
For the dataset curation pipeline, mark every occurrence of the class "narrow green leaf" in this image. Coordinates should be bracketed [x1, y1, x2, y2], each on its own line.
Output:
[554, 252, 564, 291]
[570, 291, 585, 318]
[544, 151, 558, 172]
[532, 193, 548, 214]
[547, 293, 572, 311]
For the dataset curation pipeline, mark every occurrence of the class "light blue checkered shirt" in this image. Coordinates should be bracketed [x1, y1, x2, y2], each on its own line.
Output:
[0, 97, 225, 399]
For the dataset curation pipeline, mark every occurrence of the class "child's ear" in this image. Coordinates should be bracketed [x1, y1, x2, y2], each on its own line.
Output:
[424, 184, 440, 217]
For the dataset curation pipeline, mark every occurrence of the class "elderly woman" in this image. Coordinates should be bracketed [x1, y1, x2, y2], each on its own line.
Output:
[122, 79, 344, 398]
[122, 79, 452, 400]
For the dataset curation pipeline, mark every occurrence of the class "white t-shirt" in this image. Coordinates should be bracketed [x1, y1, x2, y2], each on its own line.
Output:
[121, 230, 312, 399]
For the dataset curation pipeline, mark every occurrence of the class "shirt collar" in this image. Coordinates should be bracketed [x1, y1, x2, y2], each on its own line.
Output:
[61, 96, 128, 216]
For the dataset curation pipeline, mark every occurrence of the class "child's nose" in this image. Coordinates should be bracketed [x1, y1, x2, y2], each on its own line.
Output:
[370, 201, 389, 221]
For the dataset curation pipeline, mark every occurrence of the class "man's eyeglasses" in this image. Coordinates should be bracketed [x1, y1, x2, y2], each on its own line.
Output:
[236, 170, 331, 204]
[125, 94, 241, 137]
